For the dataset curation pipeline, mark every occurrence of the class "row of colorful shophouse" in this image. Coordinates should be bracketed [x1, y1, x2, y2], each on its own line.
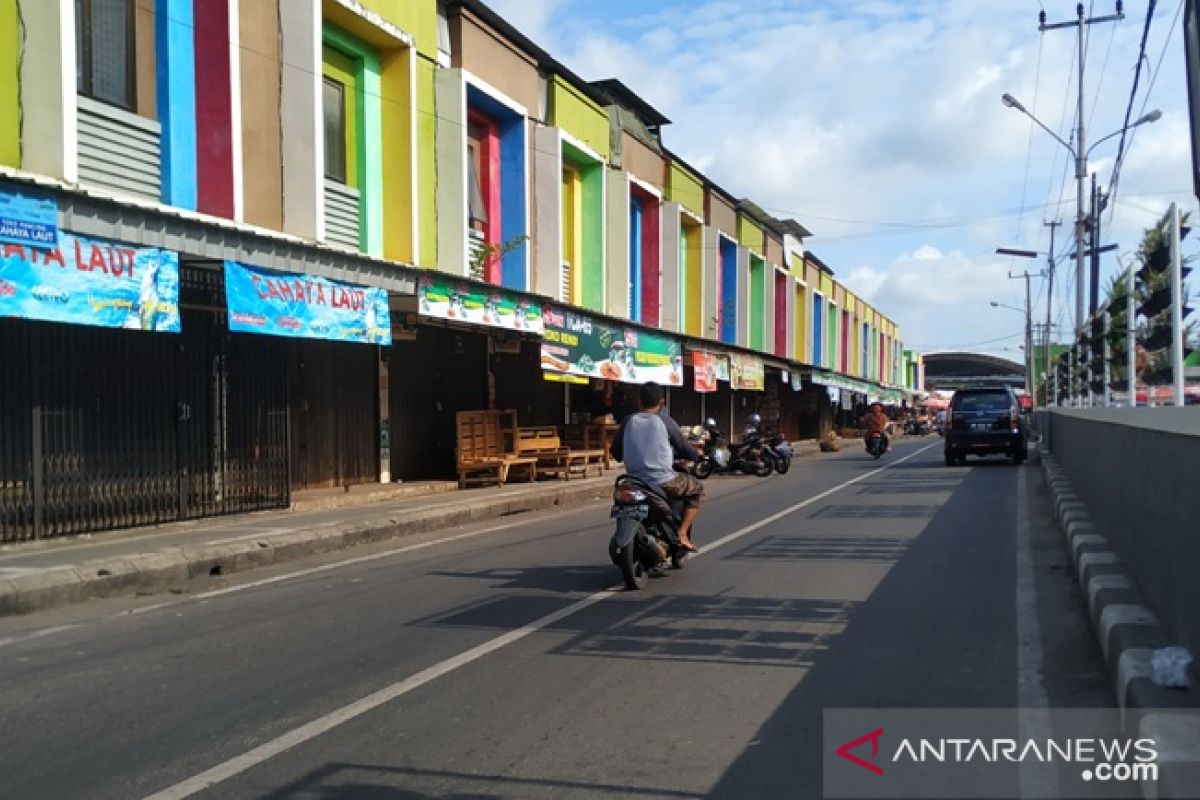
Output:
[0, 0, 923, 540]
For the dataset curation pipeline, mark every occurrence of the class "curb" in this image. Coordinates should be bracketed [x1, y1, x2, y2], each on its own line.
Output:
[0, 478, 612, 618]
[1038, 447, 1200, 798]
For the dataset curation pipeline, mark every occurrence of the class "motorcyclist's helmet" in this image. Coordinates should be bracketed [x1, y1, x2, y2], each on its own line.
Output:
[748, 413, 762, 428]
[705, 417, 717, 428]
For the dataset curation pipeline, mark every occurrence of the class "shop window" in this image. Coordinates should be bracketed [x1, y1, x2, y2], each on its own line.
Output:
[75, 0, 135, 110]
[323, 78, 347, 183]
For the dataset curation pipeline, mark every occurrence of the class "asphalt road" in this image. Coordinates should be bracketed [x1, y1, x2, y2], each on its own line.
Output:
[0, 438, 1115, 800]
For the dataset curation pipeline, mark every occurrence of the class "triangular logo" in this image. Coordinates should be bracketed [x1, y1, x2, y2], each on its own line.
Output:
[836, 727, 885, 776]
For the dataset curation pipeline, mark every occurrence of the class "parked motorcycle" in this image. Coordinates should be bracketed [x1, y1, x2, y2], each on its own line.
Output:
[865, 431, 888, 459]
[608, 474, 691, 590]
[764, 430, 793, 474]
[691, 418, 774, 479]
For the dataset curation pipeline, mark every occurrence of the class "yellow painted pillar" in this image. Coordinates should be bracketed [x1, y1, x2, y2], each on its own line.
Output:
[0, 0, 19, 167]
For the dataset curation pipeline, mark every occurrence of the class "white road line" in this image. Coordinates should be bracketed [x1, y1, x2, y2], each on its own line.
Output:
[1015, 464, 1059, 798]
[139, 519, 525, 608]
[141, 442, 938, 800]
[0, 623, 81, 648]
[0, 520, 530, 646]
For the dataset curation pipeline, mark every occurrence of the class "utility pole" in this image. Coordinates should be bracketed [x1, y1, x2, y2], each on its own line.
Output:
[1126, 258, 1136, 407]
[1009, 270, 1045, 406]
[1044, 220, 1061, 405]
[1039, 2, 1125, 338]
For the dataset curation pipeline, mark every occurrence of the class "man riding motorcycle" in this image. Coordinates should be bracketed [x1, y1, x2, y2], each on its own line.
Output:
[610, 382, 704, 552]
[863, 402, 890, 453]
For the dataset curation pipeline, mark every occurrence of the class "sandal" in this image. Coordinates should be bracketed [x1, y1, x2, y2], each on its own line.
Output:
[679, 538, 698, 553]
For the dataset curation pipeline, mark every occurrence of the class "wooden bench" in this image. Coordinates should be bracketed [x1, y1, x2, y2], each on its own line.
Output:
[455, 410, 538, 488]
[561, 424, 609, 472]
[518, 426, 603, 481]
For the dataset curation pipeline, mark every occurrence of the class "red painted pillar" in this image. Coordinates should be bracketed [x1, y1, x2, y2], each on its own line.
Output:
[640, 197, 660, 326]
[775, 273, 788, 356]
[193, 0, 234, 218]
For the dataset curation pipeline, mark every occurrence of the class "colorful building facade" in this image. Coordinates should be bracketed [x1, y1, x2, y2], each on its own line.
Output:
[0, 0, 920, 539]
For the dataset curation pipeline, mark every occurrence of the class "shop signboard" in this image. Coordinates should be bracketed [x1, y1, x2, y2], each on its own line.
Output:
[693, 351, 719, 393]
[730, 353, 765, 391]
[0, 187, 57, 249]
[541, 306, 683, 386]
[417, 275, 543, 335]
[224, 260, 391, 345]
[0, 232, 180, 332]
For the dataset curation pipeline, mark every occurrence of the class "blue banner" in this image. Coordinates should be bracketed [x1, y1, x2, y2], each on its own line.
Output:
[223, 260, 391, 345]
[0, 233, 180, 332]
[0, 188, 58, 249]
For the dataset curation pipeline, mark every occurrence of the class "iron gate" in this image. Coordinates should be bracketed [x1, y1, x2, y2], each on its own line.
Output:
[0, 268, 290, 543]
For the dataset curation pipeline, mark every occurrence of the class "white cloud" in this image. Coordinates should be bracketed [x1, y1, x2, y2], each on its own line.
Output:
[485, 0, 1198, 351]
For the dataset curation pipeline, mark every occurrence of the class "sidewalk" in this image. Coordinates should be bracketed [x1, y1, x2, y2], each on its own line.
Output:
[0, 474, 614, 617]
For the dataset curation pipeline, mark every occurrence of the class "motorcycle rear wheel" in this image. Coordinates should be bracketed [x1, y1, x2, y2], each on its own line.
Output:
[615, 532, 649, 590]
[755, 452, 775, 477]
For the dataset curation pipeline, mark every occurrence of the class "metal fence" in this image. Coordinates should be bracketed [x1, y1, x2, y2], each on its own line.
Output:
[0, 295, 290, 543]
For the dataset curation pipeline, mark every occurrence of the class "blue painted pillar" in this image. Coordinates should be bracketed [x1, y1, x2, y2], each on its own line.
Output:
[498, 116, 527, 291]
[157, 0, 197, 210]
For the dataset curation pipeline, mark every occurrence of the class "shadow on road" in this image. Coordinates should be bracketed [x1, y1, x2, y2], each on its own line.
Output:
[256, 761, 699, 799]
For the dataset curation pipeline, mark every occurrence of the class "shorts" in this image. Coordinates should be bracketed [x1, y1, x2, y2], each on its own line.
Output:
[661, 472, 705, 511]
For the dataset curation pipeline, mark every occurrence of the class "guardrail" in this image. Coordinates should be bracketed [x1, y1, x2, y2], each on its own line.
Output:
[1036, 408, 1200, 660]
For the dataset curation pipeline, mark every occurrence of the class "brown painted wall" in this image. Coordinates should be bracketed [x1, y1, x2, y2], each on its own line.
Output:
[621, 131, 665, 191]
[707, 192, 737, 237]
[765, 233, 783, 266]
[239, 0, 283, 230]
[451, 10, 540, 114]
[134, 0, 156, 118]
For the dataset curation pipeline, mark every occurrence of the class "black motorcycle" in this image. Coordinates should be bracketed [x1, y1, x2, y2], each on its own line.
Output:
[691, 418, 774, 479]
[764, 430, 793, 474]
[865, 431, 888, 459]
[608, 475, 690, 590]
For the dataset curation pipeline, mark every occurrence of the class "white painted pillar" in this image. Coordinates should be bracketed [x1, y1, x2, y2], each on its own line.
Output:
[18, 0, 77, 181]
[280, 0, 323, 240]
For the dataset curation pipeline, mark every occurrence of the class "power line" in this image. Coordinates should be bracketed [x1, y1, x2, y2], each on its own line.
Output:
[1105, 0, 1157, 218]
[1016, 32, 1046, 241]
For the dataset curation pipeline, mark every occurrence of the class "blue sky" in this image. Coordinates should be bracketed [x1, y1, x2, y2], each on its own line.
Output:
[485, 0, 1198, 357]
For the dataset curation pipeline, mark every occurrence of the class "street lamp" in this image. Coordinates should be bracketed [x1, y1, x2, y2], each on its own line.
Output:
[1000, 92, 1162, 344]
[989, 300, 1033, 399]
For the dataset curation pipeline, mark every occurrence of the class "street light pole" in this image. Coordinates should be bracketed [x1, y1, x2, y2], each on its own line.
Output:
[1036, 2, 1125, 338]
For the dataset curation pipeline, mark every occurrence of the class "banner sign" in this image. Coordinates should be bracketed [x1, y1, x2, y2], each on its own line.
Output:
[0, 233, 180, 332]
[810, 371, 872, 396]
[541, 306, 683, 386]
[730, 353, 765, 391]
[418, 275, 543, 335]
[693, 351, 719, 393]
[224, 260, 391, 345]
[0, 188, 57, 249]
